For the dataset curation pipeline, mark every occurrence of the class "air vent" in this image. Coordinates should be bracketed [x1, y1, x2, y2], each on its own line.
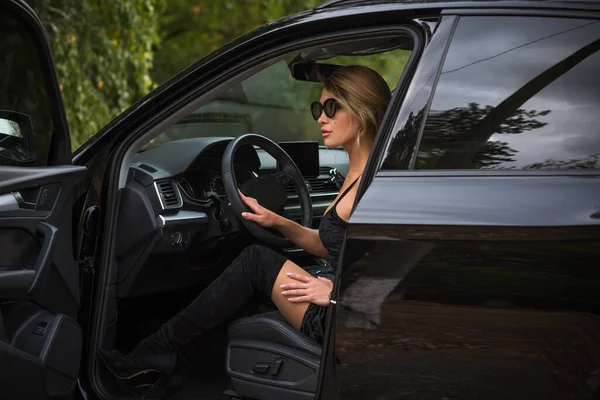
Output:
[305, 175, 337, 193]
[285, 176, 337, 195]
[155, 179, 182, 209]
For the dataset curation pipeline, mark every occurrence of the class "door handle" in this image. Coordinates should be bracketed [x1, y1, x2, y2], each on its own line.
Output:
[27, 222, 58, 296]
[0, 222, 58, 299]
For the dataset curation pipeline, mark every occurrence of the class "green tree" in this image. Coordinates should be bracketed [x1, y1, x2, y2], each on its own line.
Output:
[27, 0, 160, 149]
[28, 0, 412, 150]
[27, 0, 324, 149]
[151, 0, 322, 84]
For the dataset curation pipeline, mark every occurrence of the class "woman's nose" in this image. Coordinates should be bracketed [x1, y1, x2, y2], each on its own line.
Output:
[317, 112, 327, 124]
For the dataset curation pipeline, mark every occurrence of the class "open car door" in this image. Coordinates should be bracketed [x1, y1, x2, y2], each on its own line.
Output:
[0, 1, 86, 398]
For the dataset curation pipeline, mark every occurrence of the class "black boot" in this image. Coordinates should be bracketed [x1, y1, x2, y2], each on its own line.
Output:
[100, 245, 286, 396]
[98, 330, 178, 391]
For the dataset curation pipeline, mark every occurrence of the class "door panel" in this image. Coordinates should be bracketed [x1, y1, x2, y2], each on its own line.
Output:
[0, 165, 86, 398]
[0, 167, 85, 316]
[1, 1, 85, 398]
[332, 172, 600, 400]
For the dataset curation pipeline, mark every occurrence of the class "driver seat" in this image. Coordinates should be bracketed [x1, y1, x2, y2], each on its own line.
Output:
[224, 311, 321, 400]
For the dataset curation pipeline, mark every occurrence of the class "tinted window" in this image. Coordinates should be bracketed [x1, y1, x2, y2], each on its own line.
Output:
[380, 17, 456, 170]
[414, 17, 600, 170]
[0, 9, 54, 166]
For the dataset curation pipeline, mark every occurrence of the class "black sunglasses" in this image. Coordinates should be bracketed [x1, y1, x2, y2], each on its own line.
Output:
[310, 98, 341, 120]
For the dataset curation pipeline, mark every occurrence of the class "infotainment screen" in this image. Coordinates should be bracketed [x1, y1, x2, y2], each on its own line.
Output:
[277, 141, 320, 177]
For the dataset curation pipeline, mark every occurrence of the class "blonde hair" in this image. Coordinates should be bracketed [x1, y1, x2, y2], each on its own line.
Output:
[323, 65, 391, 147]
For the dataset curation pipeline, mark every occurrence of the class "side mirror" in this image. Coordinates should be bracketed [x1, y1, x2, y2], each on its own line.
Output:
[0, 110, 36, 166]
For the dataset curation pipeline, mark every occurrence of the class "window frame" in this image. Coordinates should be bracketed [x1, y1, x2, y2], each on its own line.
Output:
[118, 23, 427, 189]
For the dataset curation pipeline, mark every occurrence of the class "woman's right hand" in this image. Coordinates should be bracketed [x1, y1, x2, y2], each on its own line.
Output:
[239, 190, 284, 228]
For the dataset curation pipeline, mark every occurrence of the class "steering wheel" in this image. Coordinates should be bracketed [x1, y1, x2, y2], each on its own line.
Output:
[222, 134, 313, 247]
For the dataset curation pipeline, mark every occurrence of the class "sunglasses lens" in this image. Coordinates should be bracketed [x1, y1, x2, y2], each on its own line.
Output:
[310, 102, 322, 120]
[311, 99, 339, 120]
[324, 99, 338, 118]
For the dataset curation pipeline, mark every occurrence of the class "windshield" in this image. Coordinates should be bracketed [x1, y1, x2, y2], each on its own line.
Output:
[145, 43, 411, 151]
[149, 61, 323, 148]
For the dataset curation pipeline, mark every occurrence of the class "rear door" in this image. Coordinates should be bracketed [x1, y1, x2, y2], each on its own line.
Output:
[0, 1, 86, 398]
[325, 11, 600, 400]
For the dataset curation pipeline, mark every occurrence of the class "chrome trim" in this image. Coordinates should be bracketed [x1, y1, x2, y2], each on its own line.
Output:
[283, 247, 305, 253]
[153, 181, 166, 210]
[285, 200, 330, 212]
[157, 211, 208, 228]
[287, 191, 338, 200]
[0, 193, 20, 211]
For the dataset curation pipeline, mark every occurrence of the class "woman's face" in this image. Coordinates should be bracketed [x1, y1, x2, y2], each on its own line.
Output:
[316, 89, 360, 148]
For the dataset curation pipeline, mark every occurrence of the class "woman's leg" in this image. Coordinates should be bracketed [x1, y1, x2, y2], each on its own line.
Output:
[99, 244, 313, 380]
[161, 245, 309, 350]
[270, 260, 311, 329]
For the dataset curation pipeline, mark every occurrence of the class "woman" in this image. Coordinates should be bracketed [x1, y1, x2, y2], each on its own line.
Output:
[99, 65, 391, 395]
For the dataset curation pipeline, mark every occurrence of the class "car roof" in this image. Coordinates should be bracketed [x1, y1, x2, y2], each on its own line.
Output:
[316, 0, 600, 11]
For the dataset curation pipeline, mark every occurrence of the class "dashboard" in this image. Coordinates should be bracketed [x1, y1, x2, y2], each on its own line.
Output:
[176, 160, 255, 201]
[177, 169, 224, 199]
[113, 137, 349, 297]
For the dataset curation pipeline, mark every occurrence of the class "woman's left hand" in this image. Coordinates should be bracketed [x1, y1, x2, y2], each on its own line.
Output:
[281, 272, 334, 307]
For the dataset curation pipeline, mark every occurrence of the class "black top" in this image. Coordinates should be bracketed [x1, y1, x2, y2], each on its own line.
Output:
[318, 175, 362, 271]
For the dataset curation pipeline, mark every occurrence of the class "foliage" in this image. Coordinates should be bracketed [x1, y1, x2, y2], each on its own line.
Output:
[27, 0, 413, 150]
[27, 0, 328, 150]
[152, 0, 321, 85]
[27, 0, 160, 150]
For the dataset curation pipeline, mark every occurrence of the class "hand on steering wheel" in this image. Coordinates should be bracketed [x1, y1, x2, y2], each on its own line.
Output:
[222, 134, 312, 247]
[239, 190, 283, 228]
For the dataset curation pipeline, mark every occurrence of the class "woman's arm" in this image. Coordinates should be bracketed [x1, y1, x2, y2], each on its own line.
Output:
[274, 217, 328, 258]
[239, 191, 328, 258]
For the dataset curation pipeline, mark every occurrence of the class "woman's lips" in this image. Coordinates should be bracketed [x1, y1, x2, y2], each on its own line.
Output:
[322, 130, 331, 138]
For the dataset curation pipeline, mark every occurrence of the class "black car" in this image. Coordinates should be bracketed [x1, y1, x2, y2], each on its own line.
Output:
[1, 0, 600, 399]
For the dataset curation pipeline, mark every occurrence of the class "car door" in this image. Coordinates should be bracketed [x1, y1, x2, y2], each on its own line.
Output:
[0, 1, 86, 398]
[322, 9, 600, 400]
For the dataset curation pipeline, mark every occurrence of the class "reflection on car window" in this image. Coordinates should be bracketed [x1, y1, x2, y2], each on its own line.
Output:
[415, 17, 600, 170]
[0, 9, 54, 166]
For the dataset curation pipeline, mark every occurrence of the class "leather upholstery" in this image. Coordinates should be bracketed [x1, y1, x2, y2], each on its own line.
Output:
[227, 311, 322, 357]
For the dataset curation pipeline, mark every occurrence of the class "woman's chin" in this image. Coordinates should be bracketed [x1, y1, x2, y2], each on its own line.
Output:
[323, 137, 341, 148]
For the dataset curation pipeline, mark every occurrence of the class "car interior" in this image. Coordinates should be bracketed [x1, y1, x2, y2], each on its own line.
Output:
[97, 30, 417, 399]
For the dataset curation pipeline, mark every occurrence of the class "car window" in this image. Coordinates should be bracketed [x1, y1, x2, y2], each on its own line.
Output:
[413, 16, 600, 170]
[0, 8, 54, 166]
[146, 61, 322, 149]
[146, 46, 411, 150]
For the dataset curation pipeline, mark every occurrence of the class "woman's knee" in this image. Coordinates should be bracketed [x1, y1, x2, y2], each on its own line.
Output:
[241, 244, 267, 257]
[238, 244, 269, 269]
[237, 244, 286, 288]
[240, 245, 285, 267]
